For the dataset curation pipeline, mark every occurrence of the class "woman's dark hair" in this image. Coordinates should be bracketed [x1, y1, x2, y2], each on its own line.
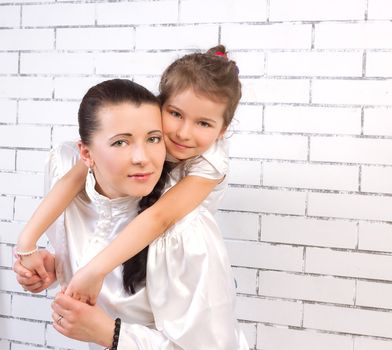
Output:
[78, 78, 159, 145]
[122, 161, 171, 294]
[78, 78, 168, 294]
[159, 45, 241, 128]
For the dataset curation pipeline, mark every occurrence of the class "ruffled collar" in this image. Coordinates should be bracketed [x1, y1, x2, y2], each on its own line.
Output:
[85, 171, 140, 215]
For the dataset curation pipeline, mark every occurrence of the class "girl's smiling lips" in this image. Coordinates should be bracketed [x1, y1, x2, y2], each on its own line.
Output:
[169, 138, 193, 149]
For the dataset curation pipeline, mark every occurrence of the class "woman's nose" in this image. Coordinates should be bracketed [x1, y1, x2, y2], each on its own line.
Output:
[131, 144, 148, 165]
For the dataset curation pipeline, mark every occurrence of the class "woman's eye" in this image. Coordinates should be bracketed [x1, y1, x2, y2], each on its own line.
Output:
[148, 136, 162, 144]
[111, 140, 127, 147]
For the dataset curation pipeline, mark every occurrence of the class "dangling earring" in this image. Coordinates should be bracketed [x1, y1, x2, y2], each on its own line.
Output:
[89, 167, 93, 174]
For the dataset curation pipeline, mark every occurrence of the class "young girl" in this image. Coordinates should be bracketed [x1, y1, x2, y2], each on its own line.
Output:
[16, 45, 248, 349]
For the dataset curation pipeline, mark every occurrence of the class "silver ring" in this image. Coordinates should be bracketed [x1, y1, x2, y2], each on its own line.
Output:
[57, 314, 64, 325]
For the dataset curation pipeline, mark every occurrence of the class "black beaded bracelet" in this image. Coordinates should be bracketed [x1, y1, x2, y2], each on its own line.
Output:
[110, 318, 121, 350]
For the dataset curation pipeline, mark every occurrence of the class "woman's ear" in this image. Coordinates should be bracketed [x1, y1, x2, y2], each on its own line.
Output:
[77, 141, 94, 168]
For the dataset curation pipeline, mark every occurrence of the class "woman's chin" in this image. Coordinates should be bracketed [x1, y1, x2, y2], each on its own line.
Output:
[129, 186, 156, 198]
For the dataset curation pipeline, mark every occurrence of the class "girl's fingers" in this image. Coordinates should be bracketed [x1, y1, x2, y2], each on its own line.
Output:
[72, 292, 81, 301]
[64, 285, 72, 296]
[53, 292, 77, 312]
[79, 295, 88, 304]
[51, 300, 64, 316]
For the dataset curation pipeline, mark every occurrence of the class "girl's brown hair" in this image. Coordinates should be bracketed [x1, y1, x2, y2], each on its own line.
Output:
[159, 45, 241, 127]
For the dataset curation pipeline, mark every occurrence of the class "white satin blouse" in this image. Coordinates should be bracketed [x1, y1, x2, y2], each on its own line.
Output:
[45, 141, 248, 350]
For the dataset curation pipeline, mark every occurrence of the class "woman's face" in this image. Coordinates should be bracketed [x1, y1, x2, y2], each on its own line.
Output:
[82, 102, 166, 199]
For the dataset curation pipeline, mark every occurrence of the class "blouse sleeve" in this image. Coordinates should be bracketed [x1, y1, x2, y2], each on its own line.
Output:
[44, 141, 80, 194]
[185, 138, 229, 180]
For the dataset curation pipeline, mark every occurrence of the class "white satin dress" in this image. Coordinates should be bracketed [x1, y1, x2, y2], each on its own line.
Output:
[45, 141, 249, 350]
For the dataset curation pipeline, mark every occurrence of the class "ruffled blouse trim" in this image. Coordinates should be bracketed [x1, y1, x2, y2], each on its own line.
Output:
[85, 170, 141, 215]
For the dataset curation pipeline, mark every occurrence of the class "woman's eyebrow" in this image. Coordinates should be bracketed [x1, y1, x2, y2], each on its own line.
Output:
[109, 133, 132, 141]
[148, 130, 163, 135]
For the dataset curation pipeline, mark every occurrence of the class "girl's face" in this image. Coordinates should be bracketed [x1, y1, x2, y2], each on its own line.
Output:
[81, 102, 166, 199]
[161, 88, 227, 160]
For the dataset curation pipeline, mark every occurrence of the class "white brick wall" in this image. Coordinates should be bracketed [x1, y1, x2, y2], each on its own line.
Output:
[258, 325, 353, 350]
[2, 1, 392, 350]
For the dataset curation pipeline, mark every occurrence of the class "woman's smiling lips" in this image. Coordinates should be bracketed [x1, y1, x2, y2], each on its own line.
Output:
[128, 172, 153, 181]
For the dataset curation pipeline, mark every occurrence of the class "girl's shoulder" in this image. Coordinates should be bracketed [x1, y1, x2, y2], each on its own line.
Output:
[185, 138, 229, 179]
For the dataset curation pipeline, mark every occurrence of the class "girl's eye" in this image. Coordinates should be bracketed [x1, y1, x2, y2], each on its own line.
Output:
[111, 140, 127, 147]
[198, 121, 211, 128]
[170, 111, 181, 118]
[148, 136, 162, 144]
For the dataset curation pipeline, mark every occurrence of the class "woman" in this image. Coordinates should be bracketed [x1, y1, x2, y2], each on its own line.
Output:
[15, 78, 175, 349]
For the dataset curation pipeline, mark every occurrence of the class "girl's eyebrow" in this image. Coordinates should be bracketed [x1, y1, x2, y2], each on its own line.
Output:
[167, 104, 183, 113]
[109, 130, 162, 141]
[199, 118, 217, 124]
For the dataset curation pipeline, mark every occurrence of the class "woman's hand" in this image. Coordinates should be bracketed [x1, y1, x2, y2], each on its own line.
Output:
[13, 249, 56, 293]
[51, 292, 114, 348]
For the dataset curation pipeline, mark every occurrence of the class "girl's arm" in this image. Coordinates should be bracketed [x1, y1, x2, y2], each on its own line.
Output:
[17, 160, 87, 279]
[66, 175, 221, 304]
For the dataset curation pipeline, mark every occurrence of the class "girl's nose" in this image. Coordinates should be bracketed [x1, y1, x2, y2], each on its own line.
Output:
[176, 122, 191, 140]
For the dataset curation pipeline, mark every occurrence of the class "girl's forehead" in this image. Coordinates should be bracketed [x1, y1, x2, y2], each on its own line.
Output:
[167, 88, 225, 106]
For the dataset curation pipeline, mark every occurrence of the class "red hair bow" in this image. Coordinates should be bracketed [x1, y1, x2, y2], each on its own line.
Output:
[214, 51, 226, 57]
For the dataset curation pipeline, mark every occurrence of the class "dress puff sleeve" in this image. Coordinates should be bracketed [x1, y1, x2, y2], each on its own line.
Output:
[185, 137, 229, 180]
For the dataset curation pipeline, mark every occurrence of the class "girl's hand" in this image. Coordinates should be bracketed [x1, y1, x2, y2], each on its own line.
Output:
[64, 264, 104, 305]
[14, 250, 56, 293]
[18, 251, 50, 283]
[51, 292, 113, 348]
